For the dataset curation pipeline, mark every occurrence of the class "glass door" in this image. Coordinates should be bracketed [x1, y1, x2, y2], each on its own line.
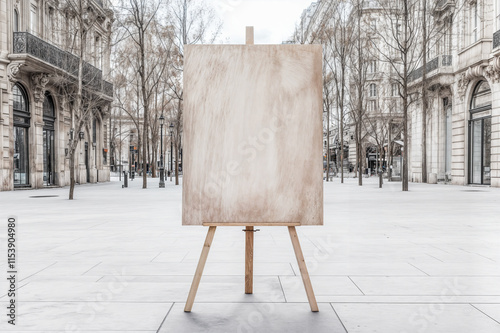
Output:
[43, 129, 55, 185]
[13, 126, 29, 186]
[444, 101, 452, 180]
[469, 117, 491, 185]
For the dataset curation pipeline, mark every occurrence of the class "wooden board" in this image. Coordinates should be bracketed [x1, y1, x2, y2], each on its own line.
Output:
[183, 44, 323, 226]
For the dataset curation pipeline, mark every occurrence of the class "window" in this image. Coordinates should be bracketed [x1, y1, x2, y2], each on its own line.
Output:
[43, 92, 56, 186]
[30, 4, 38, 35]
[92, 117, 97, 143]
[469, 81, 491, 185]
[13, 84, 30, 187]
[369, 83, 377, 97]
[14, 9, 19, 32]
[95, 35, 102, 69]
[444, 98, 452, 180]
[368, 100, 377, 112]
[470, 2, 478, 44]
[392, 83, 399, 97]
[496, 0, 500, 31]
[395, 23, 402, 37]
[369, 60, 377, 73]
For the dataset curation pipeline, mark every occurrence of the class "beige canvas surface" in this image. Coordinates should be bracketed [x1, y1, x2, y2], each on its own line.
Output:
[182, 44, 323, 225]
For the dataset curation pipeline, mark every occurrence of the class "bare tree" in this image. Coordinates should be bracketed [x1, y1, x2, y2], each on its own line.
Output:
[115, 0, 172, 188]
[349, 0, 371, 185]
[50, 0, 111, 200]
[324, 2, 354, 184]
[167, 0, 222, 185]
[369, 0, 422, 191]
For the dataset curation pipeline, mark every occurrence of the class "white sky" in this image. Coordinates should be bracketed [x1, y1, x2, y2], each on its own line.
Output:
[212, 0, 314, 44]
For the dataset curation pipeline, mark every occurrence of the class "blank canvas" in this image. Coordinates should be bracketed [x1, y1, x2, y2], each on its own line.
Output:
[182, 44, 323, 225]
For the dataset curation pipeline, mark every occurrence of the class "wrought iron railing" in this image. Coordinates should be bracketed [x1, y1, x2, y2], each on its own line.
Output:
[494, 30, 500, 50]
[409, 55, 452, 82]
[103, 80, 113, 97]
[13, 32, 113, 98]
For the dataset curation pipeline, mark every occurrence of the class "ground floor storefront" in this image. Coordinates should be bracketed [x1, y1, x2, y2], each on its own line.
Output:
[1, 74, 110, 191]
[409, 56, 500, 187]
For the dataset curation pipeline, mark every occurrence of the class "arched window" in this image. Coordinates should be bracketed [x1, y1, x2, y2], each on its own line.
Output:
[14, 9, 19, 32]
[13, 84, 29, 117]
[43, 92, 55, 119]
[369, 83, 377, 97]
[470, 80, 492, 110]
[469, 80, 491, 185]
[13, 84, 30, 186]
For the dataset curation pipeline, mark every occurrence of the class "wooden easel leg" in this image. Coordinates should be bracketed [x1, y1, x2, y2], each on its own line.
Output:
[288, 226, 319, 312]
[184, 226, 217, 312]
[245, 226, 254, 294]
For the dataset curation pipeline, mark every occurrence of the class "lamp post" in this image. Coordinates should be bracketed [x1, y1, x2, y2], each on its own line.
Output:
[169, 123, 174, 181]
[159, 114, 165, 188]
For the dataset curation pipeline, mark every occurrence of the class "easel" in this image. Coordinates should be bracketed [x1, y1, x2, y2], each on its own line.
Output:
[184, 27, 318, 313]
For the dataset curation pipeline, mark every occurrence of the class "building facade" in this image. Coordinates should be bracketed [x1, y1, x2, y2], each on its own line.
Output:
[408, 0, 500, 187]
[0, 0, 113, 191]
[298, 0, 404, 177]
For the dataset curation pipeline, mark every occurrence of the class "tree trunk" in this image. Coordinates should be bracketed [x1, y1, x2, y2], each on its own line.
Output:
[421, 0, 428, 184]
[326, 106, 330, 182]
[68, 0, 86, 200]
[175, 142, 179, 185]
[402, 0, 409, 192]
[69, 150, 76, 200]
[356, 4, 363, 186]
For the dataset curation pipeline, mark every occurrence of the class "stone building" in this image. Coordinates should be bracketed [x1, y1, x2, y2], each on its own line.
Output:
[298, 0, 404, 176]
[408, 0, 500, 187]
[0, 0, 114, 191]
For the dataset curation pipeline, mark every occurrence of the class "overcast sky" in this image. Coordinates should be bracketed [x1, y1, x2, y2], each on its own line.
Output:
[213, 0, 314, 44]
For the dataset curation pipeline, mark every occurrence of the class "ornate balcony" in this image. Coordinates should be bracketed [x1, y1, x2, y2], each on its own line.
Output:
[12, 32, 113, 98]
[409, 55, 452, 82]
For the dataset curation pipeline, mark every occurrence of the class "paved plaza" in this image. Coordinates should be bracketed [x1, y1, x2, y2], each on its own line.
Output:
[1, 176, 500, 332]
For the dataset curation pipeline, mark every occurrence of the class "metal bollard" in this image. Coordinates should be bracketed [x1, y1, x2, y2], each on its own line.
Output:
[378, 170, 383, 188]
[123, 171, 128, 188]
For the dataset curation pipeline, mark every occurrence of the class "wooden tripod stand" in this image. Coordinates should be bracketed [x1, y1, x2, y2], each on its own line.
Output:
[184, 222, 319, 312]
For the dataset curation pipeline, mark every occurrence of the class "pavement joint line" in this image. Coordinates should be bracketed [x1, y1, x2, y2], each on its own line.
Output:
[150, 252, 162, 262]
[330, 303, 349, 333]
[347, 276, 365, 295]
[81, 261, 103, 275]
[277, 275, 287, 302]
[95, 275, 105, 282]
[407, 262, 430, 276]
[18, 262, 58, 282]
[469, 304, 500, 325]
[156, 302, 175, 333]
[289, 262, 297, 276]
[425, 253, 444, 262]
[11, 300, 500, 305]
[0, 281, 30, 299]
[180, 251, 190, 263]
[470, 252, 496, 262]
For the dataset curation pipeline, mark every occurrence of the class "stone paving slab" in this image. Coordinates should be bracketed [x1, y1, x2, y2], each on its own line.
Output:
[333, 303, 500, 333]
[158, 303, 347, 333]
[0, 176, 499, 332]
[0, 301, 172, 331]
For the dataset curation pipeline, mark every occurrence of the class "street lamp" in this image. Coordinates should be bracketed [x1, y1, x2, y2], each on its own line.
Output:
[159, 114, 165, 188]
[169, 122, 174, 181]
